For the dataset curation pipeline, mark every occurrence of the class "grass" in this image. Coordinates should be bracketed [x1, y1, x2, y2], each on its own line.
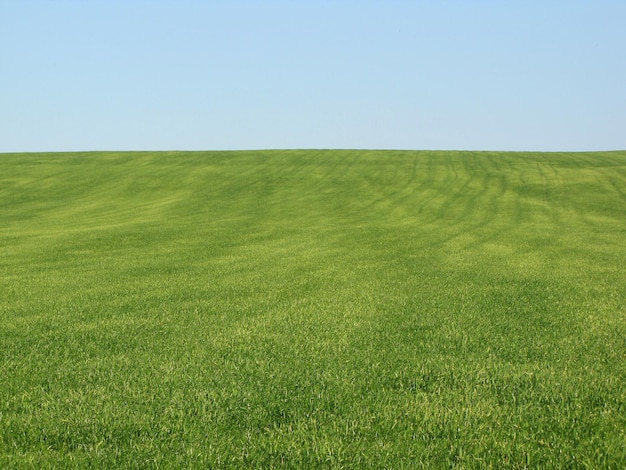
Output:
[0, 149, 624, 468]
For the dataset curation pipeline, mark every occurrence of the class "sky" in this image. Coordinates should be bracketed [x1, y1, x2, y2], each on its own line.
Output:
[1, 0, 625, 153]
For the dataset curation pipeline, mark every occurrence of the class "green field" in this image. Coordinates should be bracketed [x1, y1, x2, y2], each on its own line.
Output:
[1, 150, 625, 468]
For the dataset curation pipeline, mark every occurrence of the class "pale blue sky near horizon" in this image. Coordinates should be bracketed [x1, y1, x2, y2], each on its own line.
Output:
[1, 0, 625, 153]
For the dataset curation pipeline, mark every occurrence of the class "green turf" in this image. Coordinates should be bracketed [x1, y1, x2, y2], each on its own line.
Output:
[1, 150, 625, 468]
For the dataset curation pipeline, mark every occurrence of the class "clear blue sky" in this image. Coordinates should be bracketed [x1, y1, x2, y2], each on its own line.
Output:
[1, 0, 625, 152]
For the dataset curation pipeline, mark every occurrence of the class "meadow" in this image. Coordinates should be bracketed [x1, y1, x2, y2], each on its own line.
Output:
[0, 149, 624, 468]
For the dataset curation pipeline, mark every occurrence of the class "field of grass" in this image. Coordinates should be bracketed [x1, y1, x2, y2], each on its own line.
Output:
[1, 149, 625, 468]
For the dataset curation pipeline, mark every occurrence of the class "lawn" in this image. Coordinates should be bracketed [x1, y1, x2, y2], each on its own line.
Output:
[1, 150, 624, 468]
